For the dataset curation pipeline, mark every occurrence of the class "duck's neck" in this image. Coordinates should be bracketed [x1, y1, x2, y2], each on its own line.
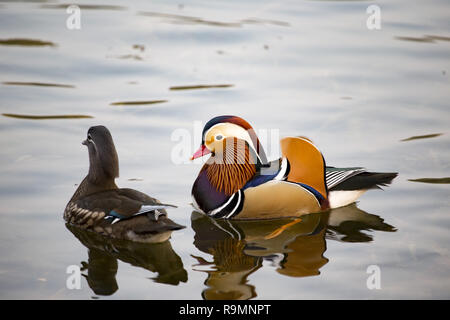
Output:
[192, 138, 258, 213]
[203, 161, 255, 196]
[70, 172, 118, 202]
[203, 140, 258, 196]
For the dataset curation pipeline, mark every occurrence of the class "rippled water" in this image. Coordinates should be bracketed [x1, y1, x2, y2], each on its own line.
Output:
[0, 0, 449, 299]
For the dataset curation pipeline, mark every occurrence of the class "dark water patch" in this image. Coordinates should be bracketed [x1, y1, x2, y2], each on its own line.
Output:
[138, 11, 289, 28]
[0, 38, 56, 47]
[41, 4, 127, 11]
[401, 133, 443, 142]
[132, 44, 145, 52]
[425, 35, 450, 42]
[3, 81, 75, 88]
[128, 178, 144, 181]
[169, 84, 233, 91]
[0, 0, 54, 2]
[110, 100, 168, 106]
[395, 35, 450, 43]
[2, 113, 93, 120]
[109, 54, 143, 61]
[408, 177, 450, 184]
[138, 11, 242, 28]
[240, 18, 290, 27]
[395, 36, 434, 43]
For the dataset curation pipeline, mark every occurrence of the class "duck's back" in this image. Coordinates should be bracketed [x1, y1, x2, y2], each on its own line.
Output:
[65, 188, 183, 242]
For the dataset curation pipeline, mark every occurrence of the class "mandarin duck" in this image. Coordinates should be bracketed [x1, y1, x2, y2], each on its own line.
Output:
[64, 125, 184, 242]
[191, 115, 397, 219]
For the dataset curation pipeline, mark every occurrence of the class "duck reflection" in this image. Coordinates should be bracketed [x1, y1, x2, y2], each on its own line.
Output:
[326, 204, 396, 242]
[191, 203, 395, 299]
[66, 223, 187, 296]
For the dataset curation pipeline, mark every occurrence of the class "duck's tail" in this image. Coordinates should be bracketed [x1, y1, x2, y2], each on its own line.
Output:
[327, 168, 397, 209]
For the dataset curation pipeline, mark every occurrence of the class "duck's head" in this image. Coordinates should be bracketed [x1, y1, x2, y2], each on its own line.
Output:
[83, 125, 119, 183]
[190, 115, 267, 163]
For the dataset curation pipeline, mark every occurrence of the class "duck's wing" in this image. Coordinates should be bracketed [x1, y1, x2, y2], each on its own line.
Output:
[326, 167, 398, 208]
[69, 189, 177, 225]
[279, 137, 328, 200]
[326, 167, 398, 191]
[234, 140, 327, 219]
[325, 167, 367, 190]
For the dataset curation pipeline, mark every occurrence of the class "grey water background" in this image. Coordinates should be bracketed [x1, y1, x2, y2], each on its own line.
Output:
[0, 0, 449, 299]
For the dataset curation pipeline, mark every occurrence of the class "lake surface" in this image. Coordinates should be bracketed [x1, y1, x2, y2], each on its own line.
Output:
[0, 0, 449, 299]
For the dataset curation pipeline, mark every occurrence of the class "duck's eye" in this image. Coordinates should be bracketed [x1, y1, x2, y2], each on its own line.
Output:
[215, 134, 223, 141]
[87, 134, 93, 141]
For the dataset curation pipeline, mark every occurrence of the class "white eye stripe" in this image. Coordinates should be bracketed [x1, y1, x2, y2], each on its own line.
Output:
[87, 134, 93, 141]
[204, 123, 261, 162]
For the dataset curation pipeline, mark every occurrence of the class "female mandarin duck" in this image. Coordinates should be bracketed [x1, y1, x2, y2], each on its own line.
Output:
[64, 125, 184, 242]
[191, 115, 397, 220]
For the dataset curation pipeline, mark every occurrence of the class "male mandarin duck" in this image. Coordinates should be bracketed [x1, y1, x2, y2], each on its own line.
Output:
[64, 125, 184, 242]
[191, 115, 397, 220]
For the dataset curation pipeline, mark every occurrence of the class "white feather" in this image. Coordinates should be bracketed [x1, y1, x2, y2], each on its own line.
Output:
[225, 190, 242, 218]
[209, 192, 236, 216]
[138, 205, 170, 214]
[274, 157, 288, 181]
[328, 190, 367, 209]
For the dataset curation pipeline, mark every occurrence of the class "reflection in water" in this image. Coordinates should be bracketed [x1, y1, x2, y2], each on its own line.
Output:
[326, 204, 396, 242]
[81, 248, 118, 296]
[0, 38, 56, 47]
[138, 11, 241, 28]
[192, 238, 261, 300]
[191, 203, 396, 299]
[138, 12, 289, 28]
[66, 224, 187, 296]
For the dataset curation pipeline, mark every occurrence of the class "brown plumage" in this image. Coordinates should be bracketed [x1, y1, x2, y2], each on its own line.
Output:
[191, 115, 398, 219]
[203, 137, 256, 196]
[64, 125, 184, 242]
[280, 137, 328, 200]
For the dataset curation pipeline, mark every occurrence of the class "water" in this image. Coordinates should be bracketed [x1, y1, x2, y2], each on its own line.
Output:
[0, 0, 449, 299]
